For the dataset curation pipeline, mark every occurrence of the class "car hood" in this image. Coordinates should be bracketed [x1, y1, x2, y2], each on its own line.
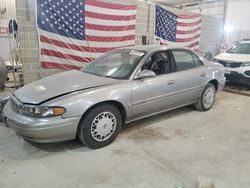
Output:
[215, 52, 250, 62]
[14, 70, 119, 104]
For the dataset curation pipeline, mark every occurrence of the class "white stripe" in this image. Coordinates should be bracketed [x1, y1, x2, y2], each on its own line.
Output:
[40, 42, 102, 59]
[177, 24, 201, 31]
[176, 31, 201, 39]
[85, 29, 135, 37]
[39, 29, 135, 48]
[177, 17, 201, 23]
[160, 37, 200, 47]
[85, 4, 136, 16]
[85, 17, 136, 27]
[41, 55, 88, 67]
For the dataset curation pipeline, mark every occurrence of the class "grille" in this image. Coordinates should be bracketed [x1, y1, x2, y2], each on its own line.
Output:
[218, 60, 242, 68]
[245, 71, 250, 76]
[10, 95, 23, 113]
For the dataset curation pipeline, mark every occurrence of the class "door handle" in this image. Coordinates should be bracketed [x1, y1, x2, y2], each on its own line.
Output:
[168, 80, 175, 85]
[200, 73, 206, 77]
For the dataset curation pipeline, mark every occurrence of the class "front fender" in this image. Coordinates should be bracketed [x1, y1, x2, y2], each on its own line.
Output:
[42, 81, 132, 119]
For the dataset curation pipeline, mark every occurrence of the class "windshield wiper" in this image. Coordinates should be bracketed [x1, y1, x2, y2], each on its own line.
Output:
[104, 75, 114, 78]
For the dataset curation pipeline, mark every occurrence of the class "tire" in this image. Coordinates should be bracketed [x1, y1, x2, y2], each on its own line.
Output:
[77, 104, 122, 149]
[195, 83, 216, 111]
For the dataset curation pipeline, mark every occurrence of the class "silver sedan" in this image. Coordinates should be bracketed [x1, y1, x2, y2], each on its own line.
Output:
[1, 45, 225, 148]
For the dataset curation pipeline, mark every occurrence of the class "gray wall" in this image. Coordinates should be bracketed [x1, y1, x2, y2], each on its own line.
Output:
[199, 15, 223, 56]
[16, 0, 223, 84]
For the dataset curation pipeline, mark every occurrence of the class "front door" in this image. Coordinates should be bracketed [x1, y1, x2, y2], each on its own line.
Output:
[131, 51, 177, 117]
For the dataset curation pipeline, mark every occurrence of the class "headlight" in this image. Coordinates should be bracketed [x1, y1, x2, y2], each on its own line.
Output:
[212, 58, 219, 63]
[0, 96, 10, 108]
[0, 96, 10, 122]
[20, 105, 66, 118]
[241, 62, 250, 67]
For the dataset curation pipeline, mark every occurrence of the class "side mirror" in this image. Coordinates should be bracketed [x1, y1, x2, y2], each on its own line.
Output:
[136, 69, 156, 79]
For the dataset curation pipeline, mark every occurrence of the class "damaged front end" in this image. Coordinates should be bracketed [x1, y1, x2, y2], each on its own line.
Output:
[0, 96, 10, 122]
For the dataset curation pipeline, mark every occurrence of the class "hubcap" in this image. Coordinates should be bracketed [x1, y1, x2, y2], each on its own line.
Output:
[203, 87, 215, 109]
[91, 112, 117, 142]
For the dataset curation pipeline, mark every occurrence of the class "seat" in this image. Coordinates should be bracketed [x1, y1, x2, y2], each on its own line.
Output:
[150, 59, 167, 75]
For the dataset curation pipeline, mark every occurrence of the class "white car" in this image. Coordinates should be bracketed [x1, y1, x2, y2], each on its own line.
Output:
[213, 41, 250, 86]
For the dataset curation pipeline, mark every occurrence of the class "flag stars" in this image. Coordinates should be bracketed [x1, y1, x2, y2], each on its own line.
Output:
[38, 0, 84, 40]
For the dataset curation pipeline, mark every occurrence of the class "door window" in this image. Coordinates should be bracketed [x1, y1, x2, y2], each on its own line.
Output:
[141, 51, 170, 75]
[172, 50, 196, 71]
[192, 54, 204, 67]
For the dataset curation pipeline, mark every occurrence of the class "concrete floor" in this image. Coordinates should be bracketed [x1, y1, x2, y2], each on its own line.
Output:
[0, 91, 249, 188]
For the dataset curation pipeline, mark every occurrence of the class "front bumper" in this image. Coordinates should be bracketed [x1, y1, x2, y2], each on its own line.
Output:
[225, 72, 250, 86]
[2, 102, 81, 143]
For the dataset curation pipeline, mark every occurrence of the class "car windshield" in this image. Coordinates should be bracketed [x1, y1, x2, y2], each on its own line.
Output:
[82, 49, 146, 79]
[227, 43, 250, 54]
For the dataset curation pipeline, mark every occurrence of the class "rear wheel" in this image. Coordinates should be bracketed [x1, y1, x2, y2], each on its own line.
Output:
[77, 104, 122, 149]
[195, 83, 216, 111]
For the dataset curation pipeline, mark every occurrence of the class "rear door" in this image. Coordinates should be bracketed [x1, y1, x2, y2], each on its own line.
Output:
[169, 49, 207, 106]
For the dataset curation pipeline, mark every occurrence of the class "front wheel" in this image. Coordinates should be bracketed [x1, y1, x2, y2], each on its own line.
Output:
[77, 104, 122, 149]
[195, 83, 216, 111]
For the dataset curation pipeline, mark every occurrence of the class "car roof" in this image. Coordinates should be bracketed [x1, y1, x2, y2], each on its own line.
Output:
[119, 44, 192, 53]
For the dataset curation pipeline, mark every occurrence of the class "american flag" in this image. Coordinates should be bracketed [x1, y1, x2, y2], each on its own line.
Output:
[37, 0, 137, 70]
[155, 5, 201, 50]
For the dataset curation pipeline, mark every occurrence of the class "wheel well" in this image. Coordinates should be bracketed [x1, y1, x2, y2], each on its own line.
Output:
[209, 79, 218, 91]
[81, 101, 127, 124]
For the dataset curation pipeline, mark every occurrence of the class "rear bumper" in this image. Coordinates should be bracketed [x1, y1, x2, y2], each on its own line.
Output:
[225, 72, 250, 86]
[3, 102, 81, 143]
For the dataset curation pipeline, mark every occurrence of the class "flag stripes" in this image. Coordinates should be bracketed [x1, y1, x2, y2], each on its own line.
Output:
[37, 0, 137, 70]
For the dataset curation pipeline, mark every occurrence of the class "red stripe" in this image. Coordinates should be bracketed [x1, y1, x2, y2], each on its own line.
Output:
[85, 11, 136, 21]
[178, 14, 201, 19]
[186, 42, 199, 48]
[176, 34, 200, 42]
[85, 0, 136, 10]
[177, 20, 202, 27]
[85, 23, 135, 31]
[41, 49, 94, 62]
[86, 35, 135, 42]
[176, 27, 201, 35]
[40, 35, 115, 53]
[41, 61, 82, 70]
